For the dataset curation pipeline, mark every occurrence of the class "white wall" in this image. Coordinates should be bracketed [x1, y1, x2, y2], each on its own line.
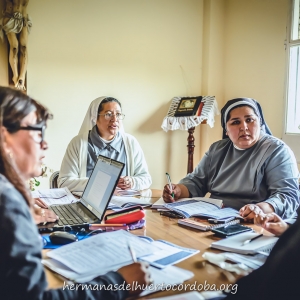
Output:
[224, 0, 289, 138]
[1, 0, 295, 188]
[27, 0, 205, 188]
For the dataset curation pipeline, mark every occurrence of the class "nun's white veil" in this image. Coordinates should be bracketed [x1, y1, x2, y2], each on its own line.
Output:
[78, 96, 124, 135]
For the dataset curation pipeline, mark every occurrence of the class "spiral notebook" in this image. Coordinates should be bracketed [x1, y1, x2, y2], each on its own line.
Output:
[178, 218, 240, 231]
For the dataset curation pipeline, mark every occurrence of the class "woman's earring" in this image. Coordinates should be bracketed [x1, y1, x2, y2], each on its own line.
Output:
[8, 151, 13, 159]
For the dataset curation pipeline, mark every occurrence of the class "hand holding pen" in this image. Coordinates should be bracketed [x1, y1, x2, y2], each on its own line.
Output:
[165, 173, 174, 198]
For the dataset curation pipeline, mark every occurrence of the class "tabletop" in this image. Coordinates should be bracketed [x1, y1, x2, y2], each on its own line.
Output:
[44, 189, 262, 298]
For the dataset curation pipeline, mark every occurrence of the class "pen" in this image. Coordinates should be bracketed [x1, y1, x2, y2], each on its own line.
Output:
[128, 241, 137, 262]
[89, 224, 127, 227]
[165, 172, 174, 198]
[242, 234, 263, 246]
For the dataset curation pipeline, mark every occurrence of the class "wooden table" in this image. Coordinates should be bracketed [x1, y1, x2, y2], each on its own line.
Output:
[45, 190, 254, 298]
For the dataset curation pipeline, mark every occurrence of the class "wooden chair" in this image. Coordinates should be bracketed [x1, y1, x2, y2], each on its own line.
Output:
[49, 171, 59, 189]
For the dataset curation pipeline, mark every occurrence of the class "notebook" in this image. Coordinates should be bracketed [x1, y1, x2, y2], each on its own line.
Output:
[38, 155, 124, 232]
[210, 232, 279, 255]
[178, 218, 240, 231]
[164, 198, 241, 220]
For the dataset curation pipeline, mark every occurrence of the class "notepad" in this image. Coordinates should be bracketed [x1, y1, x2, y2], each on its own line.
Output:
[211, 232, 279, 255]
[178, 218, 240, 231]
[164, 198, 240, 219]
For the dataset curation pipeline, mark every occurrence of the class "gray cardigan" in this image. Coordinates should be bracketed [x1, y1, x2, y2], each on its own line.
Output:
[0, 174, 129, 300]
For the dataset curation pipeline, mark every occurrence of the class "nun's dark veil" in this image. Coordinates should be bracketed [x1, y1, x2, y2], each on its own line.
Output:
[220, 98, 272, 139]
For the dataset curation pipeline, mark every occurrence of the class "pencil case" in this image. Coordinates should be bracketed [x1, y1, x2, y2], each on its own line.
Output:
[104, 205, 145, 224]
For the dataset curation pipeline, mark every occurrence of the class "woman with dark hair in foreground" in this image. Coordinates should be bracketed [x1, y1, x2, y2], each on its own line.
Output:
[0, 86, 151, 300]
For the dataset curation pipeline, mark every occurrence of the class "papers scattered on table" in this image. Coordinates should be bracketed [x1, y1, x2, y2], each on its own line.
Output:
[46, 230, 157, 275]
[140, 240, 199, 268]
[31, 187, 78, 206]
[42, 230, 196, 292]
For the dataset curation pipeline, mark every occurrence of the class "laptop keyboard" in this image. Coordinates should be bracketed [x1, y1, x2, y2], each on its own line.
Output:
[51, 204, 88, 226]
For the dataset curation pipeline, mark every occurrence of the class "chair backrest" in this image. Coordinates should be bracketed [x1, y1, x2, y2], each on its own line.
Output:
[49, 171, 59, 189]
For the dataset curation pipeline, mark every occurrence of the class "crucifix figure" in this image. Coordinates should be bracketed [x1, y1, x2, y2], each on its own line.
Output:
[0, 0, 32, 90]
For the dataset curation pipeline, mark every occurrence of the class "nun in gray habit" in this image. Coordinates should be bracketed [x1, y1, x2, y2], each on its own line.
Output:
[170, 98, 299, 220]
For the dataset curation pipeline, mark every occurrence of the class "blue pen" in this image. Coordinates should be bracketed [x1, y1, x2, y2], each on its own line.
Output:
[165, 173, 175, 198]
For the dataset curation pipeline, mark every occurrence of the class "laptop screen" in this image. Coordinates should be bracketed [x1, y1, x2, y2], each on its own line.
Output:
[81, 155, 124, 219]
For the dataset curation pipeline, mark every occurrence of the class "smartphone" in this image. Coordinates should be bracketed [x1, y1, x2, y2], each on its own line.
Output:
[208, 216, 236, 224]
[211, 224, 252, 238]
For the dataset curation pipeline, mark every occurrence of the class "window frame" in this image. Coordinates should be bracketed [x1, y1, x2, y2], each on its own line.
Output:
[283, 0, 300, 163]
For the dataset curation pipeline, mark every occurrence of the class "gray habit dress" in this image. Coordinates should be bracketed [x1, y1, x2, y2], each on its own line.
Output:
[179, 133, 299, 219]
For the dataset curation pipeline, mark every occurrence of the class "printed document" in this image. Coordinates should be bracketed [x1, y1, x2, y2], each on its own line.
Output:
[32, 187, 78, 206]
[46, 230, 158, 274]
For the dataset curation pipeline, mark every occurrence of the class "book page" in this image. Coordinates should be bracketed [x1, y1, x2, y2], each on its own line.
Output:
[165, 200, 221, 218]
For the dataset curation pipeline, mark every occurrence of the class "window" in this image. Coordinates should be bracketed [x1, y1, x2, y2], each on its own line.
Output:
[284, 0, 300, 161]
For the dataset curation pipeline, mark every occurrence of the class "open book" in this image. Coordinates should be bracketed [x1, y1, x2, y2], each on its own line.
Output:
[152, 197, 222, 209]
[211, 232, 279, 255]
[164, 198, 240, 220]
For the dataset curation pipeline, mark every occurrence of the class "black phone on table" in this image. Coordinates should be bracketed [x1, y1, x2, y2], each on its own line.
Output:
[211, 224, 252, 238]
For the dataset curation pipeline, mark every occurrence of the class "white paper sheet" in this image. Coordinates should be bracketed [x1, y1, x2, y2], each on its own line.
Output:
[32, 187, 78, 206]
[47, 230, 158, 274]
[141, 240, 199, 268]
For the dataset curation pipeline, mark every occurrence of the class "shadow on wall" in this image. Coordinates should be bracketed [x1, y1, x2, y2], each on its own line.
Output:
[137, 100, 174, 180]
[138, 101, 171, 134]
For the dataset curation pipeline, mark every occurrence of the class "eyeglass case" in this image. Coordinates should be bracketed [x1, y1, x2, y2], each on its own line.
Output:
[104, 205, 145, 224]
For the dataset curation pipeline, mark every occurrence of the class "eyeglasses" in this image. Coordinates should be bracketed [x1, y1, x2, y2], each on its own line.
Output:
[6, 125, 46, 144]
[98, 112, 125, 120]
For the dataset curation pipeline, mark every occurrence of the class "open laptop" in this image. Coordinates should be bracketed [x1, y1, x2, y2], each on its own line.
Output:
[38, 155, 124, 233]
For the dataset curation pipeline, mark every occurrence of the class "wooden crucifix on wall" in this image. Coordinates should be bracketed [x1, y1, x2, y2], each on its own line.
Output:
[0, 0, 32, 90]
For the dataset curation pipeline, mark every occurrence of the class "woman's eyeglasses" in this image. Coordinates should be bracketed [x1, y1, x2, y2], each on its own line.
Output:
[98, 112, 125, 120]
[6, 125, 46, 145]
